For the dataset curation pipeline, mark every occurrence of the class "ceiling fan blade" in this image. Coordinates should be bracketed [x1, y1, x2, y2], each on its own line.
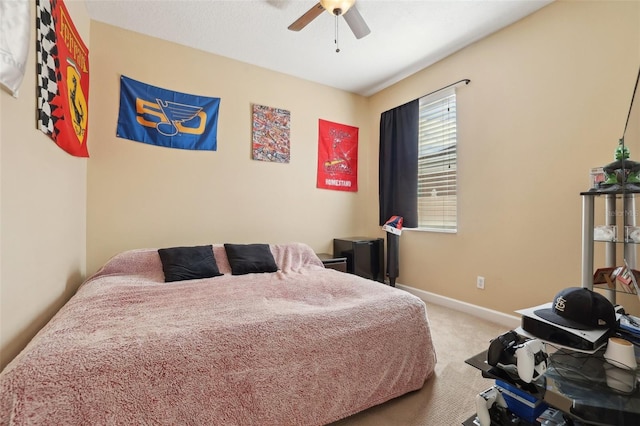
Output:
[343, 6, 370, 39]
[288, 2, 324, 32]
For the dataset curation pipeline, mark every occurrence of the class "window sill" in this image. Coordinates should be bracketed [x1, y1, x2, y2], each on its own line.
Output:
[404, 227, 457, 234]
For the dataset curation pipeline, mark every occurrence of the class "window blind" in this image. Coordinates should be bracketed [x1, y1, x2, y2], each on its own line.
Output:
[418, 88, 457, 231]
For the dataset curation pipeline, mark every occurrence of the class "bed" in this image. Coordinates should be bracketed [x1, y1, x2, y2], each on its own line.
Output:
[0, 242, 437, 425]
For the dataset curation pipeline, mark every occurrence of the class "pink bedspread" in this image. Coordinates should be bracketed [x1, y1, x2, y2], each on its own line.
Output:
[1, 243, 436, 425]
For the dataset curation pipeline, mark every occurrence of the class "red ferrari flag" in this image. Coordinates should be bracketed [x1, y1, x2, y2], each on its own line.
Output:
[316, 119, 358, 192]
[36, 0, 90, 157]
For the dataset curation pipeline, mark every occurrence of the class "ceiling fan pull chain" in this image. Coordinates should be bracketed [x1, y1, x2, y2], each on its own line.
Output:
[334, 14, 341, 53]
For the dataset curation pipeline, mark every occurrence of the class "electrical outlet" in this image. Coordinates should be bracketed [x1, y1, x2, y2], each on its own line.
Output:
[477, 276, 485, 289]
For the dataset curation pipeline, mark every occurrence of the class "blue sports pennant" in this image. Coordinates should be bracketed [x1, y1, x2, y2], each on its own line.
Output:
[117, 75, 220, 150]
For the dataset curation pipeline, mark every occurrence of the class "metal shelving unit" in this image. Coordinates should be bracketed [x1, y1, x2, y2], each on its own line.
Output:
[581, 189, 639, 304]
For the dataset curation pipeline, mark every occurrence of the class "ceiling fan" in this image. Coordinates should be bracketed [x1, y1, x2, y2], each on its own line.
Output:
[288, 0, 371, 41]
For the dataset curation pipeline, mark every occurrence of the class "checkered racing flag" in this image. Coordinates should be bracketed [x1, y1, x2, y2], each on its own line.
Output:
[36, 0, 59, 136]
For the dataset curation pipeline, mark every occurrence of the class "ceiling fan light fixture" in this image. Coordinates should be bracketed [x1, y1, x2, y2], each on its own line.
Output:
[320, 0, 355, 15]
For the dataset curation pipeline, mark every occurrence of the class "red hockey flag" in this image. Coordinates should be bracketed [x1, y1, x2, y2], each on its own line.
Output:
[316, 119, 358, 192]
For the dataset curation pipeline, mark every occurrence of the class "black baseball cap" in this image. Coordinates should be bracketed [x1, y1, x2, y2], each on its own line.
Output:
[534, 287, 616, 331]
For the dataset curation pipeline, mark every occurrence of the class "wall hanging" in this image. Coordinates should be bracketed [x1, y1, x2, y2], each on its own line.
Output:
[0, 0, 30, 97]
[252, 104, 290, 163]
[116, 75, 220, 151]
[316, 119, 358, 192]
[36, 0, 90, 157]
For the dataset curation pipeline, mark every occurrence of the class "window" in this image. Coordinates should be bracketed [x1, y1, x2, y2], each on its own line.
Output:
[417, 88, 457, 232]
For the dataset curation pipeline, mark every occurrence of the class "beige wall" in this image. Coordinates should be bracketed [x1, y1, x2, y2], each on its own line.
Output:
[86, 22, 371, 274]
[0, 0, 89, 370]
[365, 0, 640, 315]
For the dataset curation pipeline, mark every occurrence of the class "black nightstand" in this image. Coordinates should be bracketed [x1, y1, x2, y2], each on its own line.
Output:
[316, 253, 347, 272]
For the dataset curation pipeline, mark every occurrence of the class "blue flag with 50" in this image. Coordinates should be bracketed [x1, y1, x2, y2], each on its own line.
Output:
[117, 75, 220, 151]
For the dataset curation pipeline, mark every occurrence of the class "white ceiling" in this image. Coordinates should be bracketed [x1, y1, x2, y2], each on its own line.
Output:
[84, 0, 554, 96]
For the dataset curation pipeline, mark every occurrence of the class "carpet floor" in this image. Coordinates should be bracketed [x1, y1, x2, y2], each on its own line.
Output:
[329, 302, 511, 425]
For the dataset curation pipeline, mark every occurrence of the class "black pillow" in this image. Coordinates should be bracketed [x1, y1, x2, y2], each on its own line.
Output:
[158, 245, 223, 282]
[224, 243, 278, 275]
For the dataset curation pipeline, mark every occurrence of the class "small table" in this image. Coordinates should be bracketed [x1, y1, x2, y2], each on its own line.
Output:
[465, 348, 640, 425]
[316, 253, 347, 273]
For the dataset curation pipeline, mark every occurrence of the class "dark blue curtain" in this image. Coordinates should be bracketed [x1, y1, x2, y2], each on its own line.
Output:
[378, 100, 419, 228]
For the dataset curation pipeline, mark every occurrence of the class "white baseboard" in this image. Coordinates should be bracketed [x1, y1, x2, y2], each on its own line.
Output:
[396, 283, 521, 329]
